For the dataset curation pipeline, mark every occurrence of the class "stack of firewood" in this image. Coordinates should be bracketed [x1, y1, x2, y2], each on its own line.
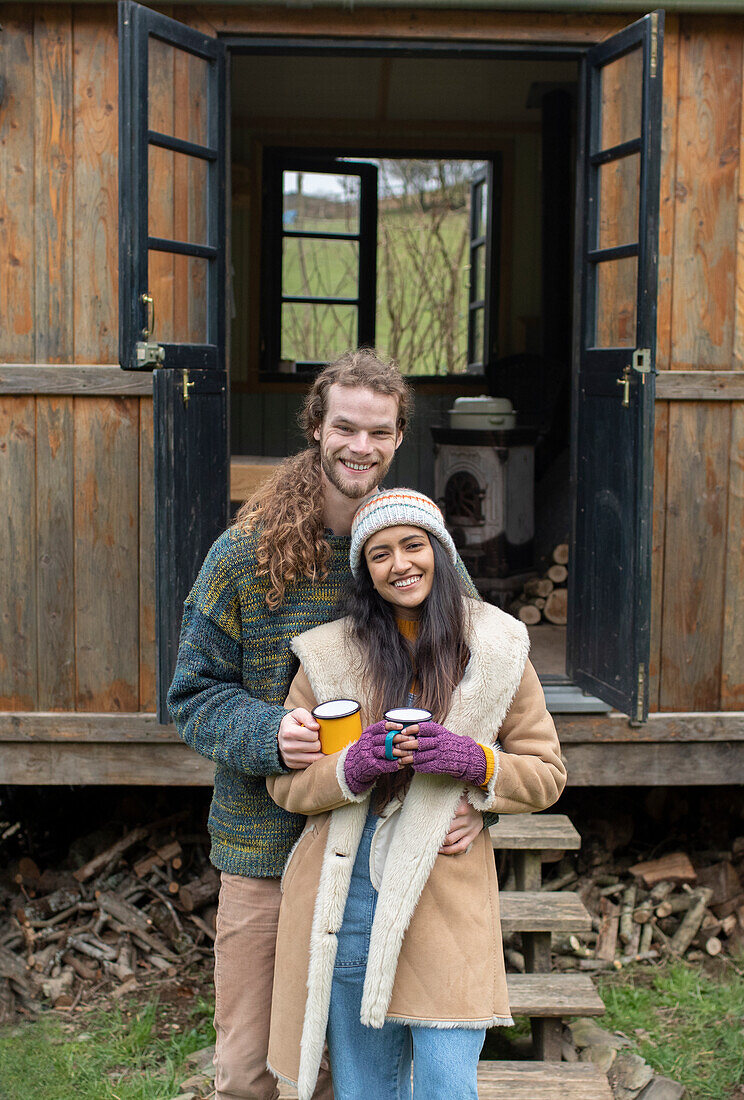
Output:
[531, 846, 744, 973]
[0, 812, 219, 1022]
[509, 543, 569, 626]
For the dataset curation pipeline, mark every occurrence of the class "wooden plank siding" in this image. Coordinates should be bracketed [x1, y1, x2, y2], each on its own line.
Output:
[1, 4, 744, 732]
[656, 16, 744, 711]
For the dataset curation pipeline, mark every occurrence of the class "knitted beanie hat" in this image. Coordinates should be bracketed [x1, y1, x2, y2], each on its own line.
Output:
[350, 488, 458, 577]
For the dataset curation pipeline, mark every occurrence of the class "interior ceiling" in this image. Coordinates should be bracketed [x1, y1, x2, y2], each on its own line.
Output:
[231, 55, 578, 125]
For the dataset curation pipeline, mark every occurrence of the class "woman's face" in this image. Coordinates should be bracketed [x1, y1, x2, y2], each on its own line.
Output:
[363, 525, 435, 612]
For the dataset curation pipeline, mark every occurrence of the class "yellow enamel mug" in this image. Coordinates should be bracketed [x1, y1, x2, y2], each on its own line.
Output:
[312, 699, 363, 755]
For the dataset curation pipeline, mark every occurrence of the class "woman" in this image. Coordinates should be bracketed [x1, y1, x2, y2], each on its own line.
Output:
[266, 489, 566, 1100]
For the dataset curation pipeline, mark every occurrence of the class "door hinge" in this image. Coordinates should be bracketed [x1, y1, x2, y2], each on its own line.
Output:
[650, 12, 658, 78]
[636, 663, 646, 723]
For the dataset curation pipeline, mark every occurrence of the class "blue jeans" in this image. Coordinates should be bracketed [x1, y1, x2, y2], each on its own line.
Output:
[326, 813, 485, 1100]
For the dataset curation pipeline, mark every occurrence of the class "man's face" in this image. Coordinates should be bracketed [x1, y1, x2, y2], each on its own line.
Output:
[314, 385, 403, 500]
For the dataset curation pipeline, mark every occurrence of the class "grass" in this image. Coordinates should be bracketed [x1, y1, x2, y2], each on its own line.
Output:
[2, 958, 742, 1099]
[597, 958, 744, 1099]
[0, 998, 215, 1100]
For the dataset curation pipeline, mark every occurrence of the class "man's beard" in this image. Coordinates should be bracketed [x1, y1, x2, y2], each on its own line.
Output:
[320, 450, 387, 500]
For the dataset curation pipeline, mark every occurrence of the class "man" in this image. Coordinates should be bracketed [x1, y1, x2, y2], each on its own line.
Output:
[168, 349, 490, 1100]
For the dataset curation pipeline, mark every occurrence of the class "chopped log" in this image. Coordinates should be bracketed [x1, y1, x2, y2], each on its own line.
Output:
[619, 884, 637, 944]
[73, 827, 149, 883]
[63, 951, 99, 982]
[16, 857, 40, 882]
[628, 852, 697, 889]
[518, 604, 542, 625]
[179, 868, 220, 913]
[67, 935, 117, 962]
[532, 597, 547, 610]
[553, 543, 569, 565]
[525, 577, 554, 599]
[133, 839, 183, 878]
[711, 890, 744, 920]
[546, 564, 568, 585]
[696, 861, 742, 908]
[97, 892, 152, 935]
[633, 900, 654, 925]
[188, 912, 217, 942]
[655, 894, 693, 919]
[670, 888, 714, 955]
[649, 881, 676, 903]
[720, 914, 738, 936]
[623, 921, 641, 958]
[543, 589, 568, 626]
[0, 945, 34, 992]
[638, 922, 653, 955]
[595, 897, 620, 962]
[705, 936, 722, 956]
[0, 979, 16, 1025]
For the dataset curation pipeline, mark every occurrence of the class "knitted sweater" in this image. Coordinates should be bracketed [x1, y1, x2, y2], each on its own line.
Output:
[168, 525, 487, 877]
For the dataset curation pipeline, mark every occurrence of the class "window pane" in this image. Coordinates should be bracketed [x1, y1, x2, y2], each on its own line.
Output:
[283, 172, 360, 235]
[593, 257, 637, 347]
[472, 243, 486, 302]
[148, 251, 208, 344]
[597, 154, 640, 250]
[473, 180, 488, 238]
[148, 37, 209, 147]
[149, 146, 208, 246]
[283, 237, 359, 300]
[599, 46, 643, 150]
[470, 307, 485, 365]
[281, 302, 357, 362]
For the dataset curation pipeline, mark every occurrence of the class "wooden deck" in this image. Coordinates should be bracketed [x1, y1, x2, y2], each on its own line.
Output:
[0, 711, 742, 785]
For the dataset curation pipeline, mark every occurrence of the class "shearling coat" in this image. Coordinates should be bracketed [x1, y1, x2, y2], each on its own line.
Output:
[266, 600, 566, 1098]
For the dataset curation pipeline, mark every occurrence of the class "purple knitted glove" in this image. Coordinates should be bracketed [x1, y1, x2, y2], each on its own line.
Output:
[343, 720, 401, 795]
[412, 721, 487, 786]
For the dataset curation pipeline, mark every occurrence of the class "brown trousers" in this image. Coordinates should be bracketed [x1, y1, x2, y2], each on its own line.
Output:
[214, 872, 334, 1100]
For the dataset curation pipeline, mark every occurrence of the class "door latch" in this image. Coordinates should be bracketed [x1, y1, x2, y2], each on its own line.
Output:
[631, 347, 653, 384]
[616, 365, 632, 408]
[182, 370, 195, 406]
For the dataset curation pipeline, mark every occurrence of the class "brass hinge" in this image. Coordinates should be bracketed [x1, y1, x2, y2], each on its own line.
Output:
[636, 663, 646, 723]
[650, 12, 658, 79]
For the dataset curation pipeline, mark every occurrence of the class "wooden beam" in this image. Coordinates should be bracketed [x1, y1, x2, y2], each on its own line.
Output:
[203, 8, 625, 42]
[0, 741, 215, 786]
[655, 370, 744, 399]
[0, 365, 152, 395]
[2, 709, 743, 743]
[555, 711, 744, 742]
[562, 740, 744, 786]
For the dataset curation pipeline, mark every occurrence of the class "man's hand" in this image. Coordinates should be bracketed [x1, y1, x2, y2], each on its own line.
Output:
[439, 794, 484, 855]
[278, 709, 324, 770]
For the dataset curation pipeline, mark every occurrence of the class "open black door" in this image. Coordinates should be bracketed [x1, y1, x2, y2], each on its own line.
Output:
[568, 12, 663, 722]
[118, 1, 228, 722]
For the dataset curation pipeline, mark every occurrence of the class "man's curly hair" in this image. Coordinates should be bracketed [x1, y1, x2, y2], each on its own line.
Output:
[232, 349, 413, 609]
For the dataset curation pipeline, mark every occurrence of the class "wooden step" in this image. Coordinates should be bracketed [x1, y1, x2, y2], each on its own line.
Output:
[500, 890, 591, 933]
[278, 1060, 613, 1099]
[507, 972, 605, 1017]
[490, 813, 581, 851]
[478, 1060, 614, 1099]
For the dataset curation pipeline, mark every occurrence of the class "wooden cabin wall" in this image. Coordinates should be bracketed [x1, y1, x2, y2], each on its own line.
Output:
[1, 3, 743, 718]
[649, 14, 744, 713]
[0, 5, 156, 713]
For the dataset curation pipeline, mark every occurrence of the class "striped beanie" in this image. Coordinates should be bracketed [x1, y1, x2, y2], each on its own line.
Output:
[350, 488, 458, 577]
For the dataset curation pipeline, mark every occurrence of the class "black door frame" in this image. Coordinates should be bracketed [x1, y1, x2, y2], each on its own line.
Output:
[220, 30, 645, 703]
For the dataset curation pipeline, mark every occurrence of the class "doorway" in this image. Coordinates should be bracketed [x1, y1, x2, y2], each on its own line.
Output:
[227, 46, 582, 689]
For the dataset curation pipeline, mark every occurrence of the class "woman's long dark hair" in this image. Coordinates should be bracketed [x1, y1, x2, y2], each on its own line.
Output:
[345, 535, 471, 809]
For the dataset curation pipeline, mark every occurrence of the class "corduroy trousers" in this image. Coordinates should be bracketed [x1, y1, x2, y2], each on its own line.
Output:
[214, 872, 334, 1100]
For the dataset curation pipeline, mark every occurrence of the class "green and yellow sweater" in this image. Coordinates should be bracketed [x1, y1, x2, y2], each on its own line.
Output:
[168, 525, 489, 877]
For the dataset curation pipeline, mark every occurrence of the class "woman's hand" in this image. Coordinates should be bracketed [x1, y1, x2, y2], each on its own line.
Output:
[412, 721, 488, 787]
[343, 721, 412, 794]
[440, 796, 485, 855]
[278, 708, 324, 770]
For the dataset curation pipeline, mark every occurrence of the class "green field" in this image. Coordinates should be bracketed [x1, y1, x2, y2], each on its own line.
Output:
[281, 207, 472, 375]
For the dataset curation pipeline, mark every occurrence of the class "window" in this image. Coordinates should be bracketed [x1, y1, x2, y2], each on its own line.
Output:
[259, 153, 501, 377]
